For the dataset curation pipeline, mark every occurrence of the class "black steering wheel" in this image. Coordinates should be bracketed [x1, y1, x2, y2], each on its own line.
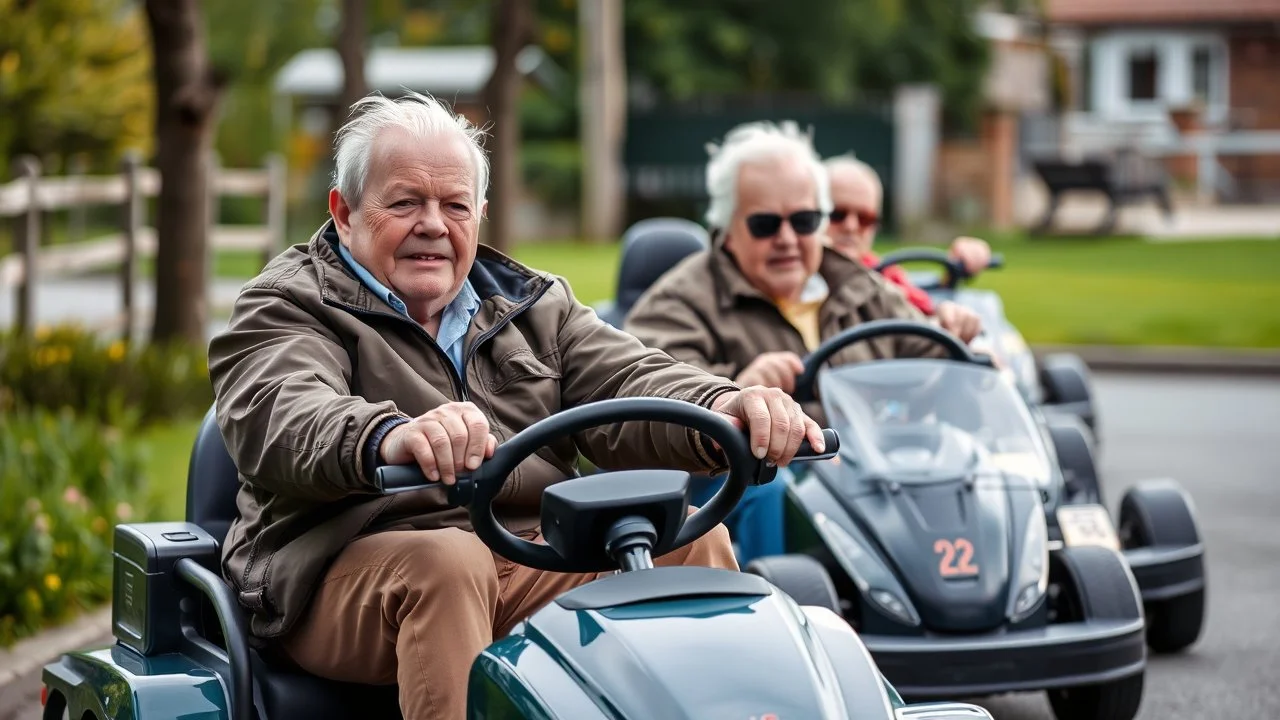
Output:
[873, 247, 1004, 291]
[373, 397, 836, 573]
[793, 319, 979, 403]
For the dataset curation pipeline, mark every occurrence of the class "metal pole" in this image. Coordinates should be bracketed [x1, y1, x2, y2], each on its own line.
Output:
[120, 151, 143, 343]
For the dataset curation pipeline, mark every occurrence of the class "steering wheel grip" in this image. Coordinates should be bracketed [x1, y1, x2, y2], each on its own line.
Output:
[792, 319, 978, 403]
[374, 398, 836, 573]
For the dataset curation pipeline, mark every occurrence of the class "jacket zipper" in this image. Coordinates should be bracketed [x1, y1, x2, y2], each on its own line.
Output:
[327, 279, 554, 402]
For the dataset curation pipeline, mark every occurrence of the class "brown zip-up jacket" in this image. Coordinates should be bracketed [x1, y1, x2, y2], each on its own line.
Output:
[208, 222, 738, 640]
[623, 243, 947, 424]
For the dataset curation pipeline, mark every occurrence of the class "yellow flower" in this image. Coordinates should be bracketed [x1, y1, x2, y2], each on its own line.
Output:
[44, 574, 62, 592]
[91, 517, 109, 534]
[107, 341, 127, 361]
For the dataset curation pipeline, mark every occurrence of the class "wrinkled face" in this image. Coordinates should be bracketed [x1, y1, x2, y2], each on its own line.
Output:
[723, 154, 825, 302]
[329, 127, 483, 325]
[826, 163, 882, 260]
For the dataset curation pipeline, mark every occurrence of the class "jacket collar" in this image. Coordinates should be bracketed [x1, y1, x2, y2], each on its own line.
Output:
[707, 237, 880, 312]
[308, 219, 551, 315]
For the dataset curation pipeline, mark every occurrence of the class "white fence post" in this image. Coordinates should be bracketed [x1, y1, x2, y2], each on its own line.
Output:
[12, 155, 41, 336]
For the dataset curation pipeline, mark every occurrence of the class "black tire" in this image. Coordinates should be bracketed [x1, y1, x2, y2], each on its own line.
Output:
[1048, 673, 1144, 720]
[1040, 353, 1098, 437]
[1119, 480, 1207, 653]
[745, 554, 841, 615]
[1047, 546, 1145, 720]
[1046, 415, 1103, 506]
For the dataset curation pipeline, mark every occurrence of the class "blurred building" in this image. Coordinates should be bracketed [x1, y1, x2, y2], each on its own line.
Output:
[1032, 0, 1280, 203]
[272, 45, 575, 240]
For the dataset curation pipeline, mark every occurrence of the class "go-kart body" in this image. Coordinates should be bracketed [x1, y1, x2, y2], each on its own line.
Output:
[42, 400, 994, 720]
[873, 248, 1098, 436]
[761, 322, 1207, 719]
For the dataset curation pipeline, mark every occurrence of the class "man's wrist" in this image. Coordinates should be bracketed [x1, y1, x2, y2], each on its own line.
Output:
[364, 415, 411, 490]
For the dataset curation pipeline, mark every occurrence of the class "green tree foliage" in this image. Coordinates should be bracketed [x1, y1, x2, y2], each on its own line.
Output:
[0, 0, 153, 174]
[202, 0, 328, 168]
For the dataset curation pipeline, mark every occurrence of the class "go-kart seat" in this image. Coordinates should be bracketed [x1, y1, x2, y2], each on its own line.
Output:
[185, 405, 403, 719]
[596, 217, 710, 328]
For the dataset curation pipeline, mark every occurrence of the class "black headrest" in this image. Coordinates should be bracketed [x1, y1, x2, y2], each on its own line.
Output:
[184, 405, 241, 547]
[615, 218, 710, 312]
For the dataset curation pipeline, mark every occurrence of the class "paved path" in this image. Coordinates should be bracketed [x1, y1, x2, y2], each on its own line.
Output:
[0, 275, 245, 339]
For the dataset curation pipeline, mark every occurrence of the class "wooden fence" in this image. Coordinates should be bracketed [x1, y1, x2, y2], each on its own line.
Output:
[0, 151, 286, 339]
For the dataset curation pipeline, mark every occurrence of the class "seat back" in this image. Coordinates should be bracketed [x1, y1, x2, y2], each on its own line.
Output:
[603, 217, 710, 327]
[185, 405, 241, 546]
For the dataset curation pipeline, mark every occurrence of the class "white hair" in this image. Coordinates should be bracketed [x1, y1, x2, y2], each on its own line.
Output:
[332, 90, 490, 208]
[823, 153, 882, 198]
[703, 120, 833, 231]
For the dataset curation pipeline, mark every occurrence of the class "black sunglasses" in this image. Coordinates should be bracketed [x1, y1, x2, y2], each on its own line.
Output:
[744, 210, 824, 239]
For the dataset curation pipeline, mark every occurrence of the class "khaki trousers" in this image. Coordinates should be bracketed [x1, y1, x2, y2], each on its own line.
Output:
[277, 521, 738, 720]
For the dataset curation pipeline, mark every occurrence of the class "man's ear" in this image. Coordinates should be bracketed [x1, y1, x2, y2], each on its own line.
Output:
[329, 188, 354, 238]
[479, 200, 489, 220]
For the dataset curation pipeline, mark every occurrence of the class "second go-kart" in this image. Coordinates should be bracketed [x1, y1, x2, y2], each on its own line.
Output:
[41, 396, 999, 720]
[872, 247, 1098, 438]
[747, 320, 1207, 720]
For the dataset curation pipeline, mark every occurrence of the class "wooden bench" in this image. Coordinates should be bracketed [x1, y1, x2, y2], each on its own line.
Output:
[1031, 150, 1174, 235]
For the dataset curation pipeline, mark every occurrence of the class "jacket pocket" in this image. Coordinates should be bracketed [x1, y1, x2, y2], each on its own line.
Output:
[485, 348, 561, 394]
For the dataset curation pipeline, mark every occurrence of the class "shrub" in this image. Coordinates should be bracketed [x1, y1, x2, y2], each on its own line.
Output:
[0, 408, 153, 647]
[0, 325, 213, 427]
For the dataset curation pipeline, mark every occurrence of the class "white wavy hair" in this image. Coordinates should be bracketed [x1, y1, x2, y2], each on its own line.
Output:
[823, 153, 883, 200]
[332, 90, 490, 208]
[703, 120, 833, 231]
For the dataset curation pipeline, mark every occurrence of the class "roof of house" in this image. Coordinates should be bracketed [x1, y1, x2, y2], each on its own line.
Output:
[273, 45, 566, 98]
[1047, 0, 1280, 25]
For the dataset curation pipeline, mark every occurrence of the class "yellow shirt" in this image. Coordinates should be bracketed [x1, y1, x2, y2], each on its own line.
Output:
[774, 274, 829, 352]
[776, 297, 823, 351]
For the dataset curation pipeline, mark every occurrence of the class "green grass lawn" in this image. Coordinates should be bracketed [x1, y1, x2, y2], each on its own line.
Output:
[210, 234, 1280, 348]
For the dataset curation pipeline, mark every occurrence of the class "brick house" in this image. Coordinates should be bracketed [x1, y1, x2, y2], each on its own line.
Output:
[1044, 0, 1280, 200]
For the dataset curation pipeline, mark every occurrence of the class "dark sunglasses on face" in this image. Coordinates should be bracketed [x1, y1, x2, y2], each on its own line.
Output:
[744, 210, 825, 239]
[829, 208, 880, 228]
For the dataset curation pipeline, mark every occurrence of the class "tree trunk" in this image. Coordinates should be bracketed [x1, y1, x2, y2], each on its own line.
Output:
[337, 0, 369, 120]
[482, 0, 533, 254]
[143, 0, 223, 345]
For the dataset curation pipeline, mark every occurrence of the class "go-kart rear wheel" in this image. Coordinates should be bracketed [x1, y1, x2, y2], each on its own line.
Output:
[1119, 480, 1207, 653]
[1040, 353, 1098, 438]
[744, 554, 841, 615]
[1047, 415, 1103, 506]
[1047, 546, 1145, 720]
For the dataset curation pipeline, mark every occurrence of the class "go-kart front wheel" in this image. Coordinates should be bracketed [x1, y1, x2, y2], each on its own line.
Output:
[1047, 545, 1145, 720]
[744, 554, 841, 615]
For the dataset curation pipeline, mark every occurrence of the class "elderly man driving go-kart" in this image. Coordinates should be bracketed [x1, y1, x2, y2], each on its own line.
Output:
[623, 121, 983, 565]
[823, 154, 992, 327]
[207, 92, 824, 720]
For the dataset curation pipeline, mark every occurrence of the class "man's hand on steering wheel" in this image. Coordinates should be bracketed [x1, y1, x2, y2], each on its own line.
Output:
[735, 351, 805, 394]
[710, 386, 824, 467]
[380, 402, 499, 485]
[948, 236, 992, 276]
[935, 301, 983, 343]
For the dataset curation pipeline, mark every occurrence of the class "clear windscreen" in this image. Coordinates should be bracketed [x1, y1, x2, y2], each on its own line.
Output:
[818, 359, 1052, 486]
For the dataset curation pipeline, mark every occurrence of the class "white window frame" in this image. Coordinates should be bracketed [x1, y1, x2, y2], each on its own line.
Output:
[1088, 29, 1230, 125]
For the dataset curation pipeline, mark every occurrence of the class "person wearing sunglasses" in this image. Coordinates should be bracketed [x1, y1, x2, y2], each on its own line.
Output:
[624, 120, 981, 566]
[823, 154, 990, 339]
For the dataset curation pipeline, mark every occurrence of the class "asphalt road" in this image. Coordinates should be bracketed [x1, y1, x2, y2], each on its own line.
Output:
[976, 372, 1280, 719]
[2, 371, 1277, 719]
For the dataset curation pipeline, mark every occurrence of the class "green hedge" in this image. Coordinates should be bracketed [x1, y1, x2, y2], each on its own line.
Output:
[0, 326, 213, 426]
[0, 408, 153, 646]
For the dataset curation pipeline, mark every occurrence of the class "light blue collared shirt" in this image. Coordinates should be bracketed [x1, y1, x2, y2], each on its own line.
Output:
[336, 242, 481, 374]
